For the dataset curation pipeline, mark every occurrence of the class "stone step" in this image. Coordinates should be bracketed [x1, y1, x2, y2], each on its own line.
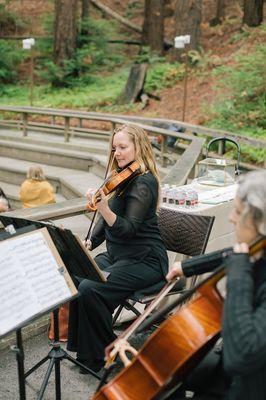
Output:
[0, 156, 103, 198]
[0, 181, 66, 209]
[0, 127, 170, 179]
[0, 128, 110, 155]
[0, 139, 107, 176]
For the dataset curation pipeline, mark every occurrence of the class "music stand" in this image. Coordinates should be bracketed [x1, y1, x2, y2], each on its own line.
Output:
[0, 215, 106, 281]
[0, 223, 105, 400]
[24, 308, 101, 400]
[0, 225, 38, 400]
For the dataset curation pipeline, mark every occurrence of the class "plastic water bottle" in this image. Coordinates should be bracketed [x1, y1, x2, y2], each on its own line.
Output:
[185, 189, 198, 207]
[185, 190, 194, 207]
[191, 190, 198, 206]
[161, 184, 169, 204]
[168, 188, 176, 205]
[175, 189, 186, 206]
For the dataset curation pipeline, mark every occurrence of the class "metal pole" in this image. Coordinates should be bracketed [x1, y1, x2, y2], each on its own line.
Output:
[13, 329, 27, 400]
[53, 309, 61, 400]
[182, 45, 189, 122]
[29, 50, 34, 106]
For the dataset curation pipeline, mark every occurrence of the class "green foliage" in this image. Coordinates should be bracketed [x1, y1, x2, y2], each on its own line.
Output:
[124, 0, 142, 19]
[0, 67, 129, 109]
[240, 143, 266, 165]
[0, 41, 25, 90]
[229, 24, 266, 45]
[38, 18, 126, 87]
[77, 18, 126, 71]
[229, 26, 251, 44]
[188, 48, 222, 73]
[209, 44, 266, 131]
[145, 62, 184, 92]
[134, 46, 165, 64]
[203, 44, 266, 164]
[189, 48, 212, 67]
[0, 4, 27, 34]
[40, 49, 94, 88]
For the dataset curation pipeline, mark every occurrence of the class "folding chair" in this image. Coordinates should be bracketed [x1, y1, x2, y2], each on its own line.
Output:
[112, 208, 215, 325]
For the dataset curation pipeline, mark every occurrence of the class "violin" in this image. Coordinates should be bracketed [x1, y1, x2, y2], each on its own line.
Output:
[91, 236, 266, 400]
[86, 161, 141, 211]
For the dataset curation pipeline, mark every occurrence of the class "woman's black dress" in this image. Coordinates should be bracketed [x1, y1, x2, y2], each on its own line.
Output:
[67, 171, 168, 368]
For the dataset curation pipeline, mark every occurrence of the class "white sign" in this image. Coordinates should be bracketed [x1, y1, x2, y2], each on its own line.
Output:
[22, 38, 35, 50]
[174, 35, 191, 49]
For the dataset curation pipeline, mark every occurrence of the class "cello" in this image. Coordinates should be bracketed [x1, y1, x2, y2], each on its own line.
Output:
[91, 237, 266, 400]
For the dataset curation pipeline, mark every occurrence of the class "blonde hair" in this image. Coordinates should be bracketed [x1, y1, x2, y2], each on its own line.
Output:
[109, 124, 161, 205]
[27, 166, 45, 181]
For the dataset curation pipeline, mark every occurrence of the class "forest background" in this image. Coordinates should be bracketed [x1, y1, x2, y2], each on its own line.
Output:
[0, 0, 265, 165]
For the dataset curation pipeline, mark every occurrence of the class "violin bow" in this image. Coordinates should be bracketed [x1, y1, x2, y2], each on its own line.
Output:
[85, 132, 116, 242]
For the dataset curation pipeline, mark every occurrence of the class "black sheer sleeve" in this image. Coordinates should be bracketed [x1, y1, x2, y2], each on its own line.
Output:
[108, 178, 154, 240]
[182, 250, 227, 277]
[90, 216, 106, 250]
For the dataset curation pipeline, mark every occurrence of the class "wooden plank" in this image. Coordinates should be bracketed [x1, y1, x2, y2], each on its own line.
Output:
[162, 137, 204, 186]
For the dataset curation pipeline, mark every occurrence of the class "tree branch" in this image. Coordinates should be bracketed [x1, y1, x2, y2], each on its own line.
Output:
[90, 0, 142, 33]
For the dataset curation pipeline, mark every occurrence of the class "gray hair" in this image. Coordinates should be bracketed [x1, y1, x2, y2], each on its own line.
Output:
[237, 170, 266, 236]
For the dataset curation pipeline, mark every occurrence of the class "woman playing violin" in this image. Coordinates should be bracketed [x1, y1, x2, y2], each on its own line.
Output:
[167, 169, 266, 400]
[67, 124, 168, 373]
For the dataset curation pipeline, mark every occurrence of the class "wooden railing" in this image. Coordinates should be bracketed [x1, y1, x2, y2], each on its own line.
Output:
[0, 105, 264, 149]
[0, 104, 264, 179]
[0, 105, 204, 181]
[0, 105, 264, 226]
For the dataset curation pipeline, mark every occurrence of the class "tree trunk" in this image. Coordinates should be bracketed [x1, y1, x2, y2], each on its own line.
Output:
[81, 0, 89, 20]
[81, 0, 89, 37]
[118, 63, 148, 104]
[142, 0, 165, 53]
[174, 0, 202, 50]
[53, 0, 78, 66]
[210, 0, 225, 26]
[243, 0, 263, 26]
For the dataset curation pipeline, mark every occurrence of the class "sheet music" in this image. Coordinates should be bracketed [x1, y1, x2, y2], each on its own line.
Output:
[0, 230, 76, 337]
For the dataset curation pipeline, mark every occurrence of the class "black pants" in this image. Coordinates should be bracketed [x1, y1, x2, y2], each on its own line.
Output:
[67, 251, 164, 365]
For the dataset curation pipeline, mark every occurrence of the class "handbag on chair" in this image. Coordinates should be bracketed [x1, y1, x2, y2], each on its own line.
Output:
[48, 302, 69, 342]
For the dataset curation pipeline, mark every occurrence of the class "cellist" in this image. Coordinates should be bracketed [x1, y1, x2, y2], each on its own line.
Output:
[67, 124, 168, 373]
[166, 169, 266, 400]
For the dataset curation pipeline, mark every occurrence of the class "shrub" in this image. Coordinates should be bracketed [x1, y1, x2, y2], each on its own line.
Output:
[0, 41, 24, 88]
[145, 62, 183, 92]
[0, 4, 27, 35]
[210, 44, 266, 132]
[38, 18, 125, 87]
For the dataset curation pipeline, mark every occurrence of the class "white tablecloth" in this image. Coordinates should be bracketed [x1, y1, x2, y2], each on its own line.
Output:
[161, 182, 238, 254]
